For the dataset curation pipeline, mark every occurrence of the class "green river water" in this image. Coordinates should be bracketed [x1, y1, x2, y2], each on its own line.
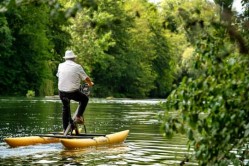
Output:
[0, 97, 196, 165]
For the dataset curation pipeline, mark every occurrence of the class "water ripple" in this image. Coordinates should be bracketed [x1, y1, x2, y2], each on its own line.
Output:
[0, 97, 197, 165]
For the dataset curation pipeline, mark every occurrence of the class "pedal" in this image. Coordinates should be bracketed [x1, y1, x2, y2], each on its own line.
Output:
[70, 123, 79, 135]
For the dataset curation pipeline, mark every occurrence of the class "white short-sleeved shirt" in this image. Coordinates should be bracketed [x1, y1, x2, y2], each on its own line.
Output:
[56, 60, 88, 92]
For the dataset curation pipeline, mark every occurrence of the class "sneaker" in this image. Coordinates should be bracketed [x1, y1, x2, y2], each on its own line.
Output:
[74, 116, 84, 124]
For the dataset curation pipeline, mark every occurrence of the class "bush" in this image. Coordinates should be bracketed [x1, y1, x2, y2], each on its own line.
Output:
[26, 90, 35, 98]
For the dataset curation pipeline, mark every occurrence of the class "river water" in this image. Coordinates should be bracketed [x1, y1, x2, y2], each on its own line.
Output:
[0, 97, 196, 165]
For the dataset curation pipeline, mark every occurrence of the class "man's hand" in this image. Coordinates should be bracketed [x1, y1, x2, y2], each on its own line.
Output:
[89, 81, 94, 87]
[85, 77, 94, 87]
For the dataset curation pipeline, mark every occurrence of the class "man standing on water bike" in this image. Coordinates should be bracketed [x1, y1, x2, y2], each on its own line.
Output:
[56, 50, 94, 131]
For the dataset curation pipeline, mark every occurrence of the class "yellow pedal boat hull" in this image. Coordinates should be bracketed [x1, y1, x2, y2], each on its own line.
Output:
[60, 130, 129, 149]
[4, 136, 60, 148]
[4, 130, 129, 148]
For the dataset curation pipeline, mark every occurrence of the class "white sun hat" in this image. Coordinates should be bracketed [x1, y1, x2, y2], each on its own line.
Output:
[63, 50, 77, 59]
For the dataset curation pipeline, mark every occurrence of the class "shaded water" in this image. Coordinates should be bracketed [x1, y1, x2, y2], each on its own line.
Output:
[0, 97, 196, 165]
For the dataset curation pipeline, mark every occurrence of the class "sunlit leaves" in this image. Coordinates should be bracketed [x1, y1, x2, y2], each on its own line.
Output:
[161, 0, 249, 165]
[69, 0, 173, 98]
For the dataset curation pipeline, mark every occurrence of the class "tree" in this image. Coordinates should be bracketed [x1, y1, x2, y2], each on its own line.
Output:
[0, 14, 14, 95]
[1, 1, 71, 96]
[125, 0, 174, 98]
[70, 0, 167, 98]
[161, 0, 249, 165]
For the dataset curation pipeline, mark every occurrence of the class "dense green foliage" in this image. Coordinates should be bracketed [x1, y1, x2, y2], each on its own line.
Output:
[0, 14, 14, 94]
[0, 1, 70, 96]
[0, 0, 174, 98]
[160, 0, 249, 165]
[69, 0, 173, 98]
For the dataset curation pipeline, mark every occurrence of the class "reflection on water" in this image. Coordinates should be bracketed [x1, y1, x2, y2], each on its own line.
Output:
[0, 97, 196, 165]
